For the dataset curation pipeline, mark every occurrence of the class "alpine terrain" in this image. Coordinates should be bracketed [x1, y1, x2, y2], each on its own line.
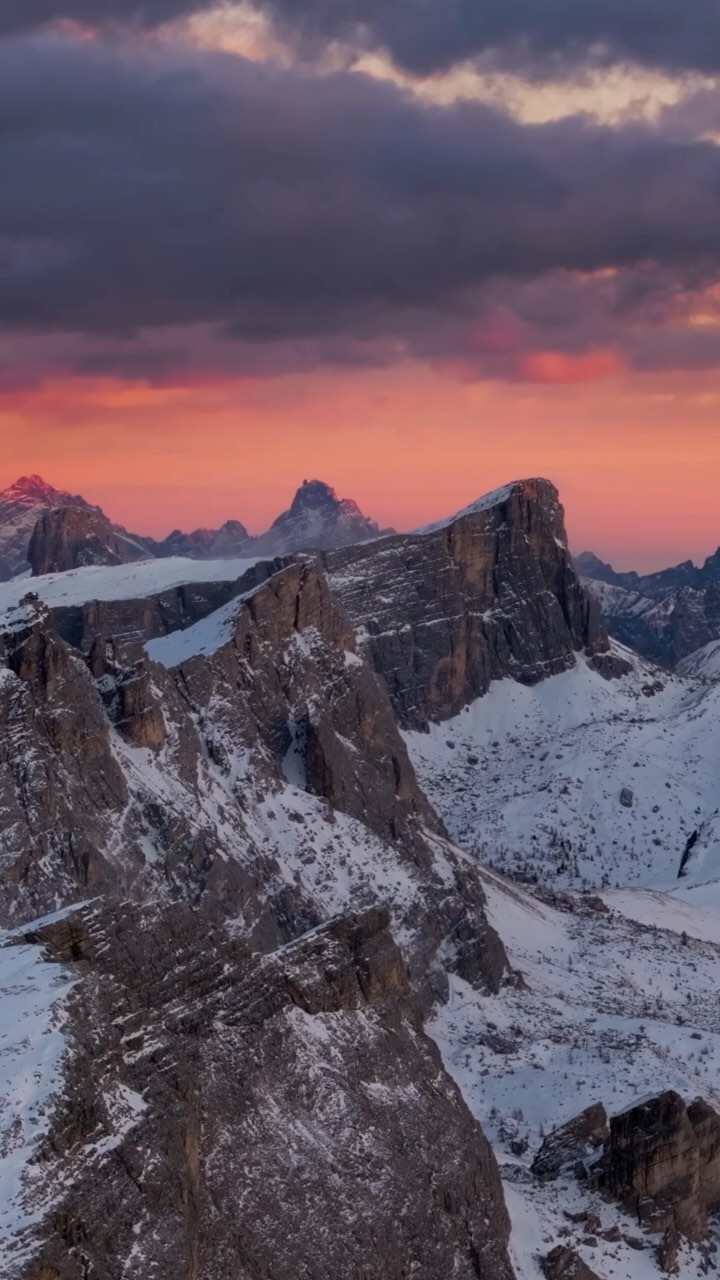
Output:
[1, 476, 720, 1279]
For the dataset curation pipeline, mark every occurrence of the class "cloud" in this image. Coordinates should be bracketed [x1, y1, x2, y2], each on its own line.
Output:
[2, 32, 720, 384]
[253, 0, 720, 79]
[0, 0, 212, 35]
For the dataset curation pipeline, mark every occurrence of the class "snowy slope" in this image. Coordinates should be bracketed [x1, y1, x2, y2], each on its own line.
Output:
[430, 869, 720, 1279]
[0, 926, 76, 1270]
[404, 650, 720, 895]
[0, 554, 264, 621]
[678, 639, 720, 680]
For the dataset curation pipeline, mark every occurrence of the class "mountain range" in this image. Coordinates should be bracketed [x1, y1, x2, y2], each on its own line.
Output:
[576, 548, 720, 674]
[0, 474, 392, 580]
[1, 475, 720, 1278]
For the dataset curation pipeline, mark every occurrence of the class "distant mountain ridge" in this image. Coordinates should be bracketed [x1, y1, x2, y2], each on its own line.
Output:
[0, 474, 392, 580]
[576, 547, 720, 671]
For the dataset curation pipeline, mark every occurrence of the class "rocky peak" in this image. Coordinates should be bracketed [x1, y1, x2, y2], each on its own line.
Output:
[290, 477, 345, 512]
[5, 474, 71, 503]
[258, 478, 389, 555]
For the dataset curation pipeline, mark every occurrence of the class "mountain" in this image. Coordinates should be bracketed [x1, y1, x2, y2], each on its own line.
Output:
[0, 474, 94, 580]
[256, 477, 391, 556]
[325, 478, 629, 728]
[28, 505, 150, 576]
[0, 475, 389, 577]
[579, 546, 720, 669]
[3, 475, 720, 1276]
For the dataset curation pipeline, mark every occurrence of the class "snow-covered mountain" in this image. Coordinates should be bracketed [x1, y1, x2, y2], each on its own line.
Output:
[580, 548, 720, 669]
[2, 475, 720, 1277]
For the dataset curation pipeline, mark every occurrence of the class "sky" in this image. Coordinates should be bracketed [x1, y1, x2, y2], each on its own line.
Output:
[1, 4, 720, 569]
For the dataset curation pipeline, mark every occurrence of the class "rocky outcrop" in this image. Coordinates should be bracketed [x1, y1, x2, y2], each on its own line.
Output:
[601, 1090, 720, 1240]
[0, 597, 129, 909]
[542, 1246, 601, 1280]
[14, 902, 516, 1280]
[532, 1103, 607, 1181]
[326, 478, 629, 729]
[28, 505, 148, 575]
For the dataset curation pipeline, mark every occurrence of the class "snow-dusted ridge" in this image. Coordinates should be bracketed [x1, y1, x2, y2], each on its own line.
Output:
[414, 480, 519, 535]
[0, 554, 265, 621]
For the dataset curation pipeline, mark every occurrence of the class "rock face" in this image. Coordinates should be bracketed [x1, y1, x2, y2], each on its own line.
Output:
[327, 478, 628, 729]
[257, 477, 390, 555]
[601, 1090, 720, 1240]
[28, 505, 148, 575]
[0, 475, 94, 580]
[15, 901, 516, 1280]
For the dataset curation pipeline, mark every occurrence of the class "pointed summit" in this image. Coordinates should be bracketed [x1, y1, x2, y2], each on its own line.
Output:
[259, 479, 391, 555]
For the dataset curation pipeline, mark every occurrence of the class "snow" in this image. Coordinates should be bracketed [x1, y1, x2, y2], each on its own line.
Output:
[414, 481, 517, 534]
[430, 867, 720, 1278]
[0, 555, 264, 621]
[679, 639, 720, 680]
[404, 651, 720, 896]
[0, 933, 75, 1268]
[146, 595, 247, 667]
[402, 641, 720, 1275]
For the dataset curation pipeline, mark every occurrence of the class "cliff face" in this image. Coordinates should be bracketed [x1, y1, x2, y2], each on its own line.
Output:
[602, 1090, 720, 1241]
[15, 902, 516, 1280]
[28, 506, 148, 575]
[326, 478, 628, 728]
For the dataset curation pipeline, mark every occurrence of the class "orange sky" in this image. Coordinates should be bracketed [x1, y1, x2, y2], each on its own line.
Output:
[2, 361, 719, 570]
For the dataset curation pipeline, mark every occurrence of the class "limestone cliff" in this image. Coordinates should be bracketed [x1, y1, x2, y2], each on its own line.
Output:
[325, 478, 628, 728]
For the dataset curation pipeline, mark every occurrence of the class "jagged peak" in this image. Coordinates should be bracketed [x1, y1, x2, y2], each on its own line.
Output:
[289, 479, 341, 511]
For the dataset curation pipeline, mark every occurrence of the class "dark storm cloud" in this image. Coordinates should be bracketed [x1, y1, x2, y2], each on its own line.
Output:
[255, 0, 720, 78]
[2, 33, 720, 381]
[3, 39, 720, 318]
[0, 0, 211, 35]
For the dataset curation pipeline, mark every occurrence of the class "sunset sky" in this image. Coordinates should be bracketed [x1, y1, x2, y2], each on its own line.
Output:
[2, 3, 720, 570]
